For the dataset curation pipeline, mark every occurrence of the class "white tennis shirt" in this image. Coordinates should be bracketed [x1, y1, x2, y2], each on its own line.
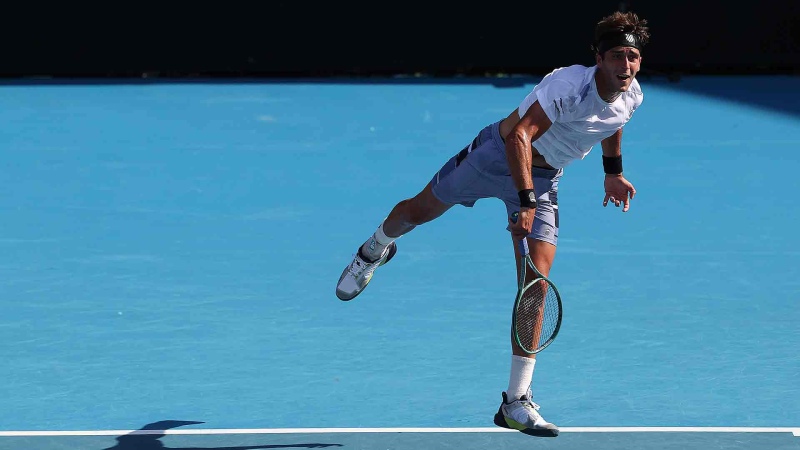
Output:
[517, 64, 643, 169]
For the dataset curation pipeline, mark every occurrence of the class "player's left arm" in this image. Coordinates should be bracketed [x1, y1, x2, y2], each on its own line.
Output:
[600, 128, 637, 212]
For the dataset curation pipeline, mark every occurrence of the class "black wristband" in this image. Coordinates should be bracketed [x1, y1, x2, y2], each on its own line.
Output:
[518, 189, 537, 208]
[602, 155, 623, 175]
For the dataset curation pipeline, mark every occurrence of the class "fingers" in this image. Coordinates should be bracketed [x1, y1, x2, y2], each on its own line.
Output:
[623, 186, 635, 211]
[604, 194, 620, 207]
[510, 225, 529, 241]
[604, 180, 636, 211]
[604, 192, 634, 211]
[509, 210, 534, 239]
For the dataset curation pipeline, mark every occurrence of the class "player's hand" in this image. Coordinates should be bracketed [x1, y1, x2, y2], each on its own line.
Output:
[509, 207, 535, 241]
[603, 174, 636, 212]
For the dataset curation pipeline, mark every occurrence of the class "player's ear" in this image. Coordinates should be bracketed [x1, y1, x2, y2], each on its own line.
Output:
[594, 52, 602, 65]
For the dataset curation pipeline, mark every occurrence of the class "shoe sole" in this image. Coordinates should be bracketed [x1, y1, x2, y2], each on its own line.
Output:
[493, 408, 559, 438]
[336, 242, 397, 301]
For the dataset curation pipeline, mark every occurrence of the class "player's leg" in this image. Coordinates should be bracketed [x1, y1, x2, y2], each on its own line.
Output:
[496, 244, 559, 436]
[362, 183, 452, 261]
[495, 167, 561, 437]
[334, 182, 451, 301]
[336, 124, 494, 301]
[511, 237, 557, 356]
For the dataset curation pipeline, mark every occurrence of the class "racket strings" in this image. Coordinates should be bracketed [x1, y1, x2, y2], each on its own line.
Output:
[516, 278, 560, 351]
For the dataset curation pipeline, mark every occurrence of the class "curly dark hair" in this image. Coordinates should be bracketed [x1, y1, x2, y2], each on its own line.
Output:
[592, 11, 650, 53]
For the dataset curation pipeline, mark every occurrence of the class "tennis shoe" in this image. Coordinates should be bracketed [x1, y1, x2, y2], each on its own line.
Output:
[335, 242, 397, 301]
[493, 390, 559, 437]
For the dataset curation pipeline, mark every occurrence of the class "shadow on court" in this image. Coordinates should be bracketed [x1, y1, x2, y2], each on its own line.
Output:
[101, 429, 799, 450]
[101, 421, 342, 450]
[3, 71, 798, 117]
[639, 72, 800, 118]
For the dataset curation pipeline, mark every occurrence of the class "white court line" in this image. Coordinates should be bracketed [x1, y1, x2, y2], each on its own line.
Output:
[0, 427, 798, 437]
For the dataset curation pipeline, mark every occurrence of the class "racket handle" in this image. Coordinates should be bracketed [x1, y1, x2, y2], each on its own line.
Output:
[510, 212, 530, 256]
[518, 238, 529, 256]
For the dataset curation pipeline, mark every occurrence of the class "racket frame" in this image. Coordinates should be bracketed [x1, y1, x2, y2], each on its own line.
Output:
[512, 232, 564, 355]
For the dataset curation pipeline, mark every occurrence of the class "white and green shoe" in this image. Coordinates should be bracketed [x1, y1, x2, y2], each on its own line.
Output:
[493, 390, 559, 437]
[335, 242, 397, 301]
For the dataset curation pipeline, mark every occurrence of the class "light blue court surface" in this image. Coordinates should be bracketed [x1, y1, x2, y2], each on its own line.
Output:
[0, 75, 799, 449]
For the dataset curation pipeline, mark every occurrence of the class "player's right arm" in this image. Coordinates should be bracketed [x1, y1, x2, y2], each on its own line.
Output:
[505, 100, 553, 240]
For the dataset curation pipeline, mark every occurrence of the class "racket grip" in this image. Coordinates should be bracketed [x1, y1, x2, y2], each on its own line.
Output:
[510, 212, 530, 256]
[518, 239, 529, 256]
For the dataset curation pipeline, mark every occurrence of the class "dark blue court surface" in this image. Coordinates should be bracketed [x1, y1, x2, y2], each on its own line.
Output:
[0, 75, 798, 449]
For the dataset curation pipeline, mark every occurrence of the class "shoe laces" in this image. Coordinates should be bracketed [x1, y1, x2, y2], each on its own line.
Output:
[522, 399, 542, 413]
[348, 249, 382, 278]
[515, 391, 543, 418]
[347, 255, 368, 277]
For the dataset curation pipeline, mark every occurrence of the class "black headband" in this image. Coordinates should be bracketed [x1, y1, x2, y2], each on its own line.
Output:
[595, 31, 643, 55]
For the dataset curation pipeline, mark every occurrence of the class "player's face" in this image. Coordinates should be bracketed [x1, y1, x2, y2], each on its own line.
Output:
[596, 46, 642, 92]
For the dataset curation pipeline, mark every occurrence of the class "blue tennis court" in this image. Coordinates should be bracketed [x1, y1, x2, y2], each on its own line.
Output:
[0, 75, 798, 449]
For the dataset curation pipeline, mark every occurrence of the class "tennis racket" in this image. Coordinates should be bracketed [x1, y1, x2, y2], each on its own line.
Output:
[510, 212, 563, 354]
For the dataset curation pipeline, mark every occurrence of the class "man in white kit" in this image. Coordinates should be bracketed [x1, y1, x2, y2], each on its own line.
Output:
[335, 11, 651, 437]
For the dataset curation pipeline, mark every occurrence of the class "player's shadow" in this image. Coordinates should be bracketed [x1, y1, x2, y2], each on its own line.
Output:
[101, 420, 343, 450]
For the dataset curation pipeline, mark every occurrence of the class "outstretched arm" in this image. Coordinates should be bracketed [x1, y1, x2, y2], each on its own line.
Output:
[600, 128, 637, 212]
[505, 100, 552, 239]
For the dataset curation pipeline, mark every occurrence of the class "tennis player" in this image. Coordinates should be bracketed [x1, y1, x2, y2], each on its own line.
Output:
[336, 11, 650, 437]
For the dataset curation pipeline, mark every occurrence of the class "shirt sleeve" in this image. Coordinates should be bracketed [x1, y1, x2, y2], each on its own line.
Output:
[620, 89, 644, 127]
[533, 79, 580, 123]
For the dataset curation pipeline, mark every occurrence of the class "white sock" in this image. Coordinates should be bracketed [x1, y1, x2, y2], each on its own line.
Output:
[361, 221, 398, 261]
[506, 355, 536, 402]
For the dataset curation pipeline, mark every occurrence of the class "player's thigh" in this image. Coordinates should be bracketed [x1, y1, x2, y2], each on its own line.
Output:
[511, 236, 556, 281]
[429, 122, 507, 209]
